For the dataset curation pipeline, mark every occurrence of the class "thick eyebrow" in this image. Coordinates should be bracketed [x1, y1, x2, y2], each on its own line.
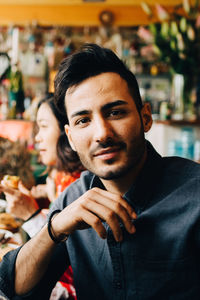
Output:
[101, 100, 128, 111]
[70, 110, 91, 119]
[70, 100, 128, 119]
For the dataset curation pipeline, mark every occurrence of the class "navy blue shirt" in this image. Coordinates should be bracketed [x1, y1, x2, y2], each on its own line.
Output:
[1, 142, 200, 299]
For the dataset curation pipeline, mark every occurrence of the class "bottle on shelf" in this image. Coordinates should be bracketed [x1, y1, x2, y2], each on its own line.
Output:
[168, 127, 195, 160]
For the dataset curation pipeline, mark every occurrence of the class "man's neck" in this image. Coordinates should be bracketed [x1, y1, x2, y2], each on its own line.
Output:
[101, 150, 147, 196]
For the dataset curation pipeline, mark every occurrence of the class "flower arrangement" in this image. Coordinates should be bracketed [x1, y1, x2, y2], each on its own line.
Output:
[139, 0, 200, 109]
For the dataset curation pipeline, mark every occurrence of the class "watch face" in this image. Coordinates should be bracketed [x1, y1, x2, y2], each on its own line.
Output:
[0, 53, 10, 78]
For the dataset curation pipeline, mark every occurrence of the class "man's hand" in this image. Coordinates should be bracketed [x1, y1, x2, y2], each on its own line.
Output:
[52, 187, 137, 242]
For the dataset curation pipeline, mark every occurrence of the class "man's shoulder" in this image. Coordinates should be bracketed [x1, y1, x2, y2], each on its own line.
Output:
[160, 156, 200, 191]
[147, 142, 200, 180]
[162, 156, 200, 177]
[69, 170, 95, 192]
[55, 170, 95, 206]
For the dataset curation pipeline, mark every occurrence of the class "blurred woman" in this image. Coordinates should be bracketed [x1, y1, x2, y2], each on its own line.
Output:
[1, 95, 84, 300]
[2, 96, 83, 220]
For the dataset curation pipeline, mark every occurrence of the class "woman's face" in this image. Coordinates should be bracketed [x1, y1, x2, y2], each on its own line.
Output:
[35, 103, 60, 166]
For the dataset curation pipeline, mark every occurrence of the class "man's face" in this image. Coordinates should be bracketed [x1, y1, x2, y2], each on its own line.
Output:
[65, 72, 152, 180]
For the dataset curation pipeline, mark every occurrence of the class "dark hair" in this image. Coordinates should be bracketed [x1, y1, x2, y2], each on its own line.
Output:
[54, 43, 143, 122]
[37, 95, 83, 174]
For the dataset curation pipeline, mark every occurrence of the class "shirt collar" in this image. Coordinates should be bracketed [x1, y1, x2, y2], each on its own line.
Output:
[124, 141, 163, 212]
[90, 174, 105, 190]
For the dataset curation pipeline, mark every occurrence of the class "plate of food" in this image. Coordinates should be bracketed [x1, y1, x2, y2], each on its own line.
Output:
[0, 226, 21, 261]
[0, 212, 21, 233]
[0, 228, 13, 242]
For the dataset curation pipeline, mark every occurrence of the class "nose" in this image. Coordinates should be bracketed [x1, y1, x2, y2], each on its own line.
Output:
[93, 116, 114, 143]
[35, 130, 42, 143]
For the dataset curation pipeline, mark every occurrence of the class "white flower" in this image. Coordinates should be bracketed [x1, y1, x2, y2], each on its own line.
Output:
[182, 0, 190, 14]
[141, 2, 152, 16]
[187, 25, 195, 40]
[155, 4, 169, 21]
[177, 33, 185, 51]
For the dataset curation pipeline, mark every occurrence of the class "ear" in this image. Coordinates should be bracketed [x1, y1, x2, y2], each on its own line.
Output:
[64, 125, 76, 152]
[140, 102, 153, 133]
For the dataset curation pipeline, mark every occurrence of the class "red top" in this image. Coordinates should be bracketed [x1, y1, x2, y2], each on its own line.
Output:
[55, 171, 80, 300]
[55, 171, 80, 198]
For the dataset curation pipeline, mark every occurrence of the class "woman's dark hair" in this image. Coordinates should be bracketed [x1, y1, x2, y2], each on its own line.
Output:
[37, 95, 83, 174]
[54, 43, 143, 122]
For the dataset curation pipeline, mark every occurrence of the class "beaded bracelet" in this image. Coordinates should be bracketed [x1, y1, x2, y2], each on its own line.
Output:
[47, 209, 68, 244]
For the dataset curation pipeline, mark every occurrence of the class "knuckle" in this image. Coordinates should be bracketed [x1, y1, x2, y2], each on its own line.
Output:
[107, 210, 116, 220]
[89, 188, 98, 196]
[113, 202, 121, 212]
[80, 197, 91, 208]
[93, 218, 101, 228]
[78, 201, 85, 212]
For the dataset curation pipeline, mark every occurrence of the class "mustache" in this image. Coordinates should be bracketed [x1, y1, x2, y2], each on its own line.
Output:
[90, 138, 126, 155]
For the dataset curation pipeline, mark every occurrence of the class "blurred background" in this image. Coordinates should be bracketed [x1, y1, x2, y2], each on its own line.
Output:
[0, 0, 200, 188]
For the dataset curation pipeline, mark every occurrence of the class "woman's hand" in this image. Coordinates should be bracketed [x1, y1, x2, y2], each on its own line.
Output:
[31, 176, 56, 203]
[31, 184, 48, 199]
[1, 180, 39, 221]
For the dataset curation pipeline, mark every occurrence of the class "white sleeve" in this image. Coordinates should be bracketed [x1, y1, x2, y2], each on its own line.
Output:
[22, 212, 47, 238]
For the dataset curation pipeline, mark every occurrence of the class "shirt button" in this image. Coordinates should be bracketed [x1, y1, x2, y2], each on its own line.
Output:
[116, 282, 122, 289]
[113, 266, 120, 272]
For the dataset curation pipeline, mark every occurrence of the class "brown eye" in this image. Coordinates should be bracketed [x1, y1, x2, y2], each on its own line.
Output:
[75, 117, 90, 126]
[108, 109, 126, 118]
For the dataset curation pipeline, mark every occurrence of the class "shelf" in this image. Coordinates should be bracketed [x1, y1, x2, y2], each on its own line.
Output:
[155, 119, 200, 126]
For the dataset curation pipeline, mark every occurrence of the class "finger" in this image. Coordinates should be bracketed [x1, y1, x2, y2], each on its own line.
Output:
[81, 210, 107, 239]
[92, 188, 137, 219]
[6, 200, 16, 213]
[7, 201, 15, 210]
[87, 189, 136, 235]
[0, 185, 16, 195]
[55, 207, 107, 240]
[4, 192, 15, 202]
[18, 181, 30, 196]
[82, 198, 124, 242]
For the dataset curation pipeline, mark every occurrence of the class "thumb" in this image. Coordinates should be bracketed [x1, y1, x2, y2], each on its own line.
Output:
[18, 181, 31, 196]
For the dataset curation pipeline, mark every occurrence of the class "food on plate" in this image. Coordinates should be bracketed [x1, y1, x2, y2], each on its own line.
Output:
[0, 213, 20, 232]
[2, 175, 20, 189]
[0, 229, 13, 244]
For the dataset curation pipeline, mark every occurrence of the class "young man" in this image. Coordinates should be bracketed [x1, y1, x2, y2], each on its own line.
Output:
[1, 44, 200, 300]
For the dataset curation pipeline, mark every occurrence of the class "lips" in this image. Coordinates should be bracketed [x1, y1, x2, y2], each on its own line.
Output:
[39, 149, 46, 154]
[93, 147, 119, 156]
[93, 147, 121, 160]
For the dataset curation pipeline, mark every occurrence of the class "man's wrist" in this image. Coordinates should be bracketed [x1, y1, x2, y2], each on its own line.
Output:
[47, 210, 68, 244]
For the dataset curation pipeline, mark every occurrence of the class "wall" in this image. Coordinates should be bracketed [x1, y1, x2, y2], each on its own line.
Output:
[0, 2, 184, 26]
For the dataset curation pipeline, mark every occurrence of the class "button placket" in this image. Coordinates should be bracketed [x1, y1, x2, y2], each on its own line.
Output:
[107, 227, 124, 291]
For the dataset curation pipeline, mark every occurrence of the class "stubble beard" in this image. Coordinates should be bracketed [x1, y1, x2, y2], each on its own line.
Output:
[77, 129, 146, 181]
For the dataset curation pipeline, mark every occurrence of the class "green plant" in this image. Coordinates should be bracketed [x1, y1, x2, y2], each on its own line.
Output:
[140, 1, 200, 105]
